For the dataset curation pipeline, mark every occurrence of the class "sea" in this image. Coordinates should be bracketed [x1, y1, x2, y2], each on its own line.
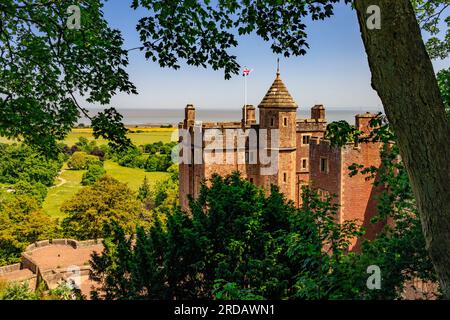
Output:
[79, 108, 384, 126]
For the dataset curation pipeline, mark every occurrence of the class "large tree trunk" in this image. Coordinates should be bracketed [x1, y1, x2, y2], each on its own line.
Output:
[354, 0, 450, 298]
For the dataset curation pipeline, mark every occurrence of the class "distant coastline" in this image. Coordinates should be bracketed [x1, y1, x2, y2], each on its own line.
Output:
[79, 107, 383, 127]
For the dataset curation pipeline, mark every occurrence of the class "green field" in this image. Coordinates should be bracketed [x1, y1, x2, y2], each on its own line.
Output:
[43, 169, 85, 221]
[0, 128, 177, 146]
[3, 128, 175, 220]
[63, 130, 176, 146]
[104, 161, 169, 191]
[43, 161, 170, 220]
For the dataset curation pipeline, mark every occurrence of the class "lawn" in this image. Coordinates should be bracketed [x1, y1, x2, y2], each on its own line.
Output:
[104, 160, 169, 191]
[42, 168, 85, 221]
[43, 160, 170, 220]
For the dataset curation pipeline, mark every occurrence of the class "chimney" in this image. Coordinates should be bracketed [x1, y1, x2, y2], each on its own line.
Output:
[184, 104, 195, 128]
[311, 105, 325, 120]
[242, 105, 256, 127]
[355, 112, 377, 135]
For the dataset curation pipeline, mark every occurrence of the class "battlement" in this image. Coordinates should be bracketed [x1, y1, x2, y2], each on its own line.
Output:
[296, 118, 327, 133]
[310, 136, 332, 147]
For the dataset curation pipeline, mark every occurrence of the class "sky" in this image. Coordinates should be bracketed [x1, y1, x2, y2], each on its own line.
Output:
[97, 1, 449, 112]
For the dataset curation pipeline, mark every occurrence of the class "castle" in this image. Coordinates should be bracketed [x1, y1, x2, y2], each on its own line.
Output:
[178, 69, 384, 246]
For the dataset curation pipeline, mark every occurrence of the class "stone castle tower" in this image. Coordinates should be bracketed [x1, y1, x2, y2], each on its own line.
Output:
[258, 67, 298, 201]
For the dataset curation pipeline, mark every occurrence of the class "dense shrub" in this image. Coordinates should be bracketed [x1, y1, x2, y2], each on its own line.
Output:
[81, 165, 106, 186]
[0, 282, 37, 300]
[0, 191, 58, 266]
[111, 146, 142, 168]
[143, 141, 176, 155]
[75, 137, 97, 154]
[61, 175, 150, 240]
[67, 152, 102, 170]
[0, 144, 62, 187]
[90, 173, 361, 300]
[145, 154, 171, 172]
[109, 142, 176, 172]
[13, 180, 48, 205]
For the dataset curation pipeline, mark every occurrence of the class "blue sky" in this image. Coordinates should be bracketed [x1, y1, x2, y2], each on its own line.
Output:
[99, 1, 449, 111]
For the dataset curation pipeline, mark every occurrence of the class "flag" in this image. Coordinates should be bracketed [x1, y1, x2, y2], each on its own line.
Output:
[242, 67, 253, 77]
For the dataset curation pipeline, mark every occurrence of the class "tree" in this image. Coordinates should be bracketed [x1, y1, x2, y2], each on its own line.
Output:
[0, 191, 58, 265]
[61, 175, 150, 240]
[413, 0, 450, 60]
[13, 180, 48, 205]
[137, 176, 150, 202]
[67, 151, 102, 170]
[110, 146, 143, 168]
[81, 164, 106, 186]
[437, 68, 450, 121]
[130, 0, 450, 298]
[326, 116, 438, 299]
[0, 143, 62, 186]
[353, 0, 450, 298]
[0, 0, 136, 153]
[0, 282, 37, 300]
[90, 173, 362, 300]
[0, 281, 83, 300]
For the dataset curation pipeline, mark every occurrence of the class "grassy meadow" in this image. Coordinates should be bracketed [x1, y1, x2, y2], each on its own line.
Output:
[0, 127, 177, 146]
[64, 127, 177, 146]
[43, 161, 170, 220]
[35, 128, 175, 220]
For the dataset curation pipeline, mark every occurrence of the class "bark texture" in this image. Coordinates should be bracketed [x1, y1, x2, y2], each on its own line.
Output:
[355, 0, 450, 298]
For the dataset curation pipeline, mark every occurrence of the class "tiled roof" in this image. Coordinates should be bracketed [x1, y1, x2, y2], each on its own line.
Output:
[258, 72, 298, 109]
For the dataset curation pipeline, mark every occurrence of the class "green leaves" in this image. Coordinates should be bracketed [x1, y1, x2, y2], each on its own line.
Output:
[0, 1, 136, 153]
[413, 0, 449, 59]
[437, 68, 450, 121]
[61, 175, 149, 240]
[90, 172, 367, 300]
[91, 108, 132, 151]
[133, 0, 352, 79]
[325, 120, 362, 147]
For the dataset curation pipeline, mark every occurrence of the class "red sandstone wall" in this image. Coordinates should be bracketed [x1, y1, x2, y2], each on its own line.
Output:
[277, 150, 297, 202]
[309, 138, 342, 213]
[295, 120, 326, 207]
[341, 142, 384, 248]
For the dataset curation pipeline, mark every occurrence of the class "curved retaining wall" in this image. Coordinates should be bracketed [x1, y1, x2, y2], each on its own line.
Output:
[1, 238, 103, 284]
[24, 238, 103, 253]
[0, 263, 21, 276]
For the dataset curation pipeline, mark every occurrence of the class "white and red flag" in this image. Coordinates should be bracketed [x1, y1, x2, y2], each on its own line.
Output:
[242, 67, 253, 76]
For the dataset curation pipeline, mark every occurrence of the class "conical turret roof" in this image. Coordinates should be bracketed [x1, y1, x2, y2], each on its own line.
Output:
[258, 71, 298, 109]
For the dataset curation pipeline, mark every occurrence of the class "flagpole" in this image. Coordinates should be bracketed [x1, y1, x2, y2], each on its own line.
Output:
[244, 69, 247, 128]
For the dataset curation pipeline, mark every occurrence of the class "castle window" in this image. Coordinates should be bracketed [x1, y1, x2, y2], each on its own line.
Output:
[302, 158, 308, 170]
[318, 188, 330, 201]
[283, 172, 287, 183]
[320, 158, 329, 173]
[250, 178, 254, 183]
[271, 118, 275, 127]
[302, 134, 311, 145]
[283, 117, 288, 126]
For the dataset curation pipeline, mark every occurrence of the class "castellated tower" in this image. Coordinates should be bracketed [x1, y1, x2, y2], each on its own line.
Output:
[258, 68, 298, 202]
